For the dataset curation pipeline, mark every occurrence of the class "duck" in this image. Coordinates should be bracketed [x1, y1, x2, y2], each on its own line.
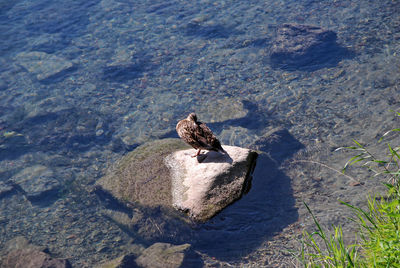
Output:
[176, 113, 226, 157]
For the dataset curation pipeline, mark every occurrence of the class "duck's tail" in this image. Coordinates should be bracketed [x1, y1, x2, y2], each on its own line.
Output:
[208, 143, 226, 154]
[216, 144, 227, 155]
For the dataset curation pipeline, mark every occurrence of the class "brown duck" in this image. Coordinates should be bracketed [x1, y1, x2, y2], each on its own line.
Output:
[176, 113, 226, 157]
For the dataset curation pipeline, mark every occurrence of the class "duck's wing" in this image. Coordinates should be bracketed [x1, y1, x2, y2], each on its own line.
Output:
[178, 121, 213, 150]
[176, 119, 206, 149]
[196, 122, 222, 151]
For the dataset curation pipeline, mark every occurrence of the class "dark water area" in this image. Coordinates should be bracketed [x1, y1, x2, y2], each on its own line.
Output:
[0, 0, 400, 266]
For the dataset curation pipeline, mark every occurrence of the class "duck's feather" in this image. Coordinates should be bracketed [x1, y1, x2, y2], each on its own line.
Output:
[176, 116, 224, 152]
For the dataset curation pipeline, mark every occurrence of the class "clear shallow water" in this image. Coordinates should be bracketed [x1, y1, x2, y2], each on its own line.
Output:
[0, 0, 399, 266]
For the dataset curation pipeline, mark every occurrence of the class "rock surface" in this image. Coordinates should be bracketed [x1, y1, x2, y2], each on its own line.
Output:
[97, 138, 190, 208]
[270, 23, 338, 69]
[15, 51, 73, 81]
[166, 146, 257, 222]
[1, 236, 71, 268]
[98, 138, 257, 222]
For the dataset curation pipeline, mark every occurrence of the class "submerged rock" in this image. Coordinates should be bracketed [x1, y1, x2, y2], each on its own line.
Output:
[98, 138, 257, 222]
[135, 243, 195, 268]
[218, 126, 257, 148]
[193, 98, 248, 123]
[97, 242, 200, 268]
[1, 236, 71, 268]
[0, 181, 14, 199]
[270, 23, 339, 70]
[96, 253, 138, 268]
[2, 236, 39, 253]
[15, 51, 73, 81]
[2, 249, 71, 268]
[11, 165, 61, 202]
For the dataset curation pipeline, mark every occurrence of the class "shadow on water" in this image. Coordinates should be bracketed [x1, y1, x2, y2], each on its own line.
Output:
[267, 23, 357, 72]
[102, 51, 159, 82]
[39, 65, 78, 84]
[92, 186, 143, 238]
[103, 64, 146, 82]
[269, 41, 356, 72]
[190, 129, 303, 261]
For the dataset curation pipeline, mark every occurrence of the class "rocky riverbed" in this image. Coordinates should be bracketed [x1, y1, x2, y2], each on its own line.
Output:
[1, 0, 400, 267]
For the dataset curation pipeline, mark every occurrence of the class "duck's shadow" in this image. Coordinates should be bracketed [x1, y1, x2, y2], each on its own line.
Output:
[196, 151, 232, 164]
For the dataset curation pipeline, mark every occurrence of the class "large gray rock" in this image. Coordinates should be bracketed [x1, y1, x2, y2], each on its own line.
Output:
[97, 139, 190, 208]
[166, 146, 257, 222]
[97, 138, 257, 222]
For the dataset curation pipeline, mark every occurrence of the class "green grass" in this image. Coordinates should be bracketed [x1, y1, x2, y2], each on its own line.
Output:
[299, 202, 362, 267]
[297, 117, 400, 267]
[344, 193, 400, 268]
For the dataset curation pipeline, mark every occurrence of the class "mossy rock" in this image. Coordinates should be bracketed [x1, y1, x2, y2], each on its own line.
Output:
[97, 138, 190, 208]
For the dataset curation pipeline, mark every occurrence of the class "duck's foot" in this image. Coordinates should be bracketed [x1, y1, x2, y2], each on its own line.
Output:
[191, 149, 201, 157]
